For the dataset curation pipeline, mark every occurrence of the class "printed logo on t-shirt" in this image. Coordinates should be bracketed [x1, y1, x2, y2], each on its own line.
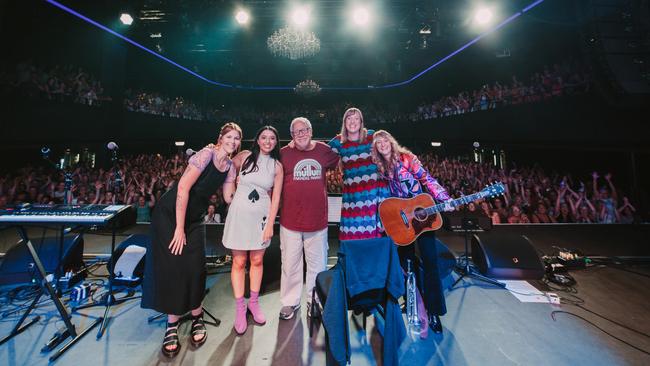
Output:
[293, 159, 322, 181]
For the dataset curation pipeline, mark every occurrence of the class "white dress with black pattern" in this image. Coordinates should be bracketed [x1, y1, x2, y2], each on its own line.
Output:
[223, 153, 276, 250]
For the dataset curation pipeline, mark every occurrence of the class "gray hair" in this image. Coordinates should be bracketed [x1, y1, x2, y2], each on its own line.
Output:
[290, 117, 312, 134]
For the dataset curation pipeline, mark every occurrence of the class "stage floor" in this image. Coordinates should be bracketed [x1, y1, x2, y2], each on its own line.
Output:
[1, 224, 649, 366]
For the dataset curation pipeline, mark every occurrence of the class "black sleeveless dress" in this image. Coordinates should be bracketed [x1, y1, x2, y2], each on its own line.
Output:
[142, 160, 230, 315]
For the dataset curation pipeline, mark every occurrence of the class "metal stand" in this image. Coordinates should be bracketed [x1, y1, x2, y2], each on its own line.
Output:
[147, 289, 221, 327]
[0, 226, 101, 362]
[73, 225, 140, 339]
[451, 216, 505, 288]
[41, 147, 74, 208]
[73, 142, 139, 339]
[147, 307, 221, 327]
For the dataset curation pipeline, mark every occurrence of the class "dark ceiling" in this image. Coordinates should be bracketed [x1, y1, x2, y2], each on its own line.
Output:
[2, 0, 583, 98]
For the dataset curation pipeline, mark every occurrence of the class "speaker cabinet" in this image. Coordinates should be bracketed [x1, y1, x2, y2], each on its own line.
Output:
[0, 234, 84, 285]
[471, 232, 544, 280]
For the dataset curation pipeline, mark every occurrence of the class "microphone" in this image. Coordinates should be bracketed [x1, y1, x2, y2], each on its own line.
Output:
[107, 141, 119, 151]
[186, 148, 197, 157]
[41, 147, 51, 158]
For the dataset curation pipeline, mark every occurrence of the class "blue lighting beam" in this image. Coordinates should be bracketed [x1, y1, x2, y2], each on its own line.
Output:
[44, 0, 545, 91]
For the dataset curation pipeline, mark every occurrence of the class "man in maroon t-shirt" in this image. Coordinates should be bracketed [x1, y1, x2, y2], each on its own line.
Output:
[278, 117, 339, 320]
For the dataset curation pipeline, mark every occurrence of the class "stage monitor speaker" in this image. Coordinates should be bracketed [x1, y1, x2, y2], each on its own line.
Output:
[0, 234, 84, 285]
[109, 234, 149, 286]
[471, 232, 544, 280]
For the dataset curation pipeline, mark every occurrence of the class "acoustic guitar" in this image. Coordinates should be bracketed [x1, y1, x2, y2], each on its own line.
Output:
[379, 183, 505, 245]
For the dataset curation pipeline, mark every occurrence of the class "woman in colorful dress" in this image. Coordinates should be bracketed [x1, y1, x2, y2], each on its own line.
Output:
[328, 107, 389, 240]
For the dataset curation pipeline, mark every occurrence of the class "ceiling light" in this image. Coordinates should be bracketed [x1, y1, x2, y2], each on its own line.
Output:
[474, 8, 493, 25]
[120, 13, 133, 25]
[290, 6, 311, 27]
[235, 10, 250, 25]
[352, 7, 370, 26]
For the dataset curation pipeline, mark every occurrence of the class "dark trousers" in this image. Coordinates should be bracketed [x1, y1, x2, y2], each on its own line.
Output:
[397, 231, 447, 316]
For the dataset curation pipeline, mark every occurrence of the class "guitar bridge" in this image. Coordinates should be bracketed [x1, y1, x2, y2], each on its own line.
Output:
[400, 210, 409, 228]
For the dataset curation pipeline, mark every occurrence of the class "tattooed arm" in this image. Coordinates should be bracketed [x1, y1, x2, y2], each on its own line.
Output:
[168, 164, 202, 255]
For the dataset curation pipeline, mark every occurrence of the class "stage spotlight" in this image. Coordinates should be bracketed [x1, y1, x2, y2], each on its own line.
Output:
[235, 9, 250, 25]
[290, 6, 311, 27]
[352, 6, 370, 26]
[120, 13, 133, 26]
[474, 8, 493, 25]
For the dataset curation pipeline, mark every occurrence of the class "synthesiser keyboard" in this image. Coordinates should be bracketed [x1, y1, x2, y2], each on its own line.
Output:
[0, 204, 135, 226]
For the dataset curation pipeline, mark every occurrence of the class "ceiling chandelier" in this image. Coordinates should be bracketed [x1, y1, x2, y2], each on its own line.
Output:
[294, 79, 321, 97]
[267, 26, 321, 60]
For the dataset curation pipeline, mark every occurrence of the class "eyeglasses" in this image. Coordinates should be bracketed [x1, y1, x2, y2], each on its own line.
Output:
[291, 127, 311, 136]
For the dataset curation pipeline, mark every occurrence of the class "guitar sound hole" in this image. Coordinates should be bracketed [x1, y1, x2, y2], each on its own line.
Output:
[414, 208, 428, 221]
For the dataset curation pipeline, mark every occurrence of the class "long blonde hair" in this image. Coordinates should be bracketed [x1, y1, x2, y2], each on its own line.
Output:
[340, 107, 368, 144]
[370, 130, 412, 179]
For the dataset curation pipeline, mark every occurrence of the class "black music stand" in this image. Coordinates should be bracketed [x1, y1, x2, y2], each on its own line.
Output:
[0, 226, 102, 362]
[451, 215, 505, 288]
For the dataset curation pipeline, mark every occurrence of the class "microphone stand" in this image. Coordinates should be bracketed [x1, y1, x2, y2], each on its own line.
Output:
[40, 149, 79, 290]
[41, 148, 74, 207]
[452, 184, 505, 289]
[63, 171, 74, 206]
[73, 144, 140, 339]
[111, 149, 122, 198]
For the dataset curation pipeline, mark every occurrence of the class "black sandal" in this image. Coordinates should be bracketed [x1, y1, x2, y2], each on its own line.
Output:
[190, 312, 207, 347]
[162, 320, 181, 358]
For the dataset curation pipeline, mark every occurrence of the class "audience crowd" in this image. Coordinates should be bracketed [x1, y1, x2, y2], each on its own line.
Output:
[413, 61, 591, 121]
[1, 61, 110, 106]
[416, 152, 637, 224]
[122, 60, 591, 124]
[3, 59, 590, 125]
[123, 89, 204, 121]
[2, 58, 633, 224]
[0, 150, 639, 225]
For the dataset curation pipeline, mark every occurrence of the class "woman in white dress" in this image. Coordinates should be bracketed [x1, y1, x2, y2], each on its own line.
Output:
[223, 126, 283, 335]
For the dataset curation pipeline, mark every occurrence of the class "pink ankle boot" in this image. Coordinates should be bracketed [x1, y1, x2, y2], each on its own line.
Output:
[234, 297, 247, 334]
[247, 291, 266, 325]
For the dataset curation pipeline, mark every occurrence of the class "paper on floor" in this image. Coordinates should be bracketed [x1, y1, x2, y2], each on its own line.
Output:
[501, 280, 558, 304]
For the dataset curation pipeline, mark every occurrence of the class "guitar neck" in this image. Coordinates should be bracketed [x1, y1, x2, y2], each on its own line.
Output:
[425, 191, 485, 215]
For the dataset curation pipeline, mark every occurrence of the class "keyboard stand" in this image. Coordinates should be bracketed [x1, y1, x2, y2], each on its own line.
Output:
[0, 226, 101, 362]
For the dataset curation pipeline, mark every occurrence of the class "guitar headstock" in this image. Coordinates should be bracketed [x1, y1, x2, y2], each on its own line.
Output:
[480, 182, 506, 198]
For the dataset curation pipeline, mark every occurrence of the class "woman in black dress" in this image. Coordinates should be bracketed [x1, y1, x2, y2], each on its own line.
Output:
[142, 122, 242, 357]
